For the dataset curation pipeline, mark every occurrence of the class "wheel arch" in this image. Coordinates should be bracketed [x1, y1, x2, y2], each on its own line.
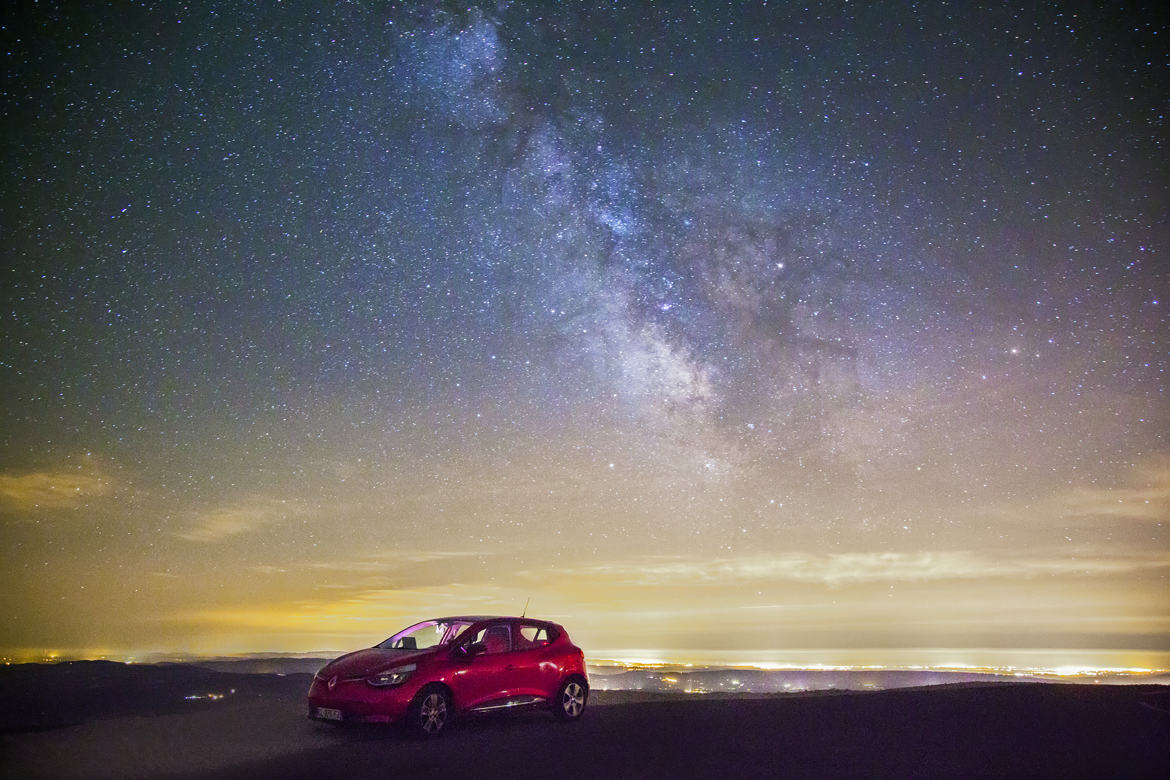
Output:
[411, 680, 456, 709]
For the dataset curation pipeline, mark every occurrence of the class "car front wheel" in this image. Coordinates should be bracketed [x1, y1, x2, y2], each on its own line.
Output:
[554, 677, 587, 721]
[408, 687, 452, 737]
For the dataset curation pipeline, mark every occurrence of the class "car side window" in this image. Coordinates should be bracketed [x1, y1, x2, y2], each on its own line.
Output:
[469, 624, 512, 654]
[517, 625, 551, 649]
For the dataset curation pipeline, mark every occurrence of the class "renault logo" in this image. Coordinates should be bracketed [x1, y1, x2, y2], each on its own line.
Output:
[327, 675, 338, 690]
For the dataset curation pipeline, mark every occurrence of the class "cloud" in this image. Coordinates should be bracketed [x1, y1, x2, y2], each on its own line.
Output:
[0, 465, 113, 513]
[293, 550, 496, 596]
[559, 550, 1170, 588]
[178, 496, 305, 542]
[177, 583, 511, 649]
[1058, 463, 1170, 522]
[990, 456, 1170, 527]
[308, 550, 485, 572]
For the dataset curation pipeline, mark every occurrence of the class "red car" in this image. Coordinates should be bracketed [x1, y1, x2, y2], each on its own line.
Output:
[307, 615, 588, 736]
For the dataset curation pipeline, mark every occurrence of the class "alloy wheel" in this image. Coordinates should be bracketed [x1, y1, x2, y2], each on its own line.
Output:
[419, 692, 448, 734]
[561, 681, 585, 718]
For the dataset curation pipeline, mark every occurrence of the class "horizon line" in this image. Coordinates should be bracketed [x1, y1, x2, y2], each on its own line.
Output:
[3, 647, 1168, 677]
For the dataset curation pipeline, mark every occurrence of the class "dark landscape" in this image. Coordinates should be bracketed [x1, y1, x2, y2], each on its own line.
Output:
[2, 661, 1168, 778]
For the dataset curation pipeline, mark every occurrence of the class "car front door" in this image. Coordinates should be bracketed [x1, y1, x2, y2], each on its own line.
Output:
[451, 623, 516, 710]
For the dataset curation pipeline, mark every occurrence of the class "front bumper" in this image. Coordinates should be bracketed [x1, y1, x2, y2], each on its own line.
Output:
[308, 704, 398, 724]
[307, 676, 412, 724]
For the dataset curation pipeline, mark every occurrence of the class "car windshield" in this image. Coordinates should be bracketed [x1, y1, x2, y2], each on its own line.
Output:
[376, 620, 474, 650]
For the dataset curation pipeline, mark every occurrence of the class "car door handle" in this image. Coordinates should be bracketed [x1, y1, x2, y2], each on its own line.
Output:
[505, 665, 517, 671]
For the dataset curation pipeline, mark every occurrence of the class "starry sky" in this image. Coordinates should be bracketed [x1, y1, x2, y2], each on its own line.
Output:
[2, 1, 1167, 668]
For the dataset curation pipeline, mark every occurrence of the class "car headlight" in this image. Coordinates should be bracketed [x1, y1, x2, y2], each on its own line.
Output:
[367, 663, 416, 687]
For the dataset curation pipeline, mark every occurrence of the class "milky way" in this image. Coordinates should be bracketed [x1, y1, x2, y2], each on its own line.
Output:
[1, 2, 1166, 665]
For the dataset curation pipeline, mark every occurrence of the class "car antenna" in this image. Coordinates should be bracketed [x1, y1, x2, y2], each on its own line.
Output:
[521, 597, 530, 618]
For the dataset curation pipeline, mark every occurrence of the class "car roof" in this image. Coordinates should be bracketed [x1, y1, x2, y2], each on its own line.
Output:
[435, 615, 557, 626]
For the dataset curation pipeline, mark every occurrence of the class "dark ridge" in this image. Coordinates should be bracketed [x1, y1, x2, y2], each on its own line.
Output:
[0, 660, 312, 732]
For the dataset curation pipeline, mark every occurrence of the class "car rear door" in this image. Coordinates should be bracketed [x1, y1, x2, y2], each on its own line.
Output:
[507, 621, 562, 698]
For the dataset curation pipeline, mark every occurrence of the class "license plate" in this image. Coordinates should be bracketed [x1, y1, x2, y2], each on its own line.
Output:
[315, 707, 342, 721]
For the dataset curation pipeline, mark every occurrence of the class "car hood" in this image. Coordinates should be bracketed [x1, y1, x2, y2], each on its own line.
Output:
[321, 647, 434, 678]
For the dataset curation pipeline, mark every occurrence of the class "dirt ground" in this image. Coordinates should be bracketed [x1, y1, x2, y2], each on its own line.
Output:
[3, 681, 1168, 778]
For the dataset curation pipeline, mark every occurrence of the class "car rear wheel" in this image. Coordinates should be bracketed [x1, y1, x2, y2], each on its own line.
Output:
[554, 677, 587, 721]
[408, 687, 452, 737]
